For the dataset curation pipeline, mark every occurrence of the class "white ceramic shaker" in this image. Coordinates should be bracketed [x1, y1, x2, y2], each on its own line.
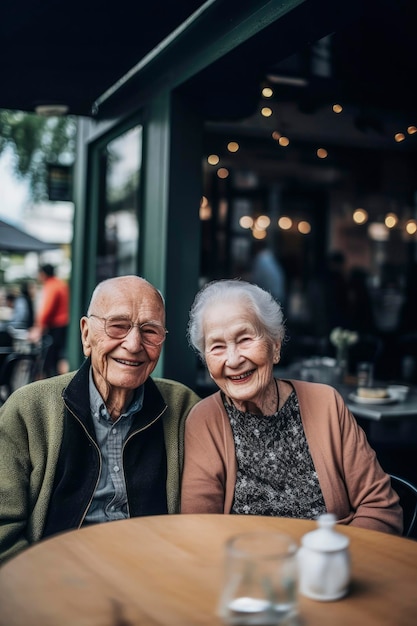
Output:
[297, 513, 351, 601]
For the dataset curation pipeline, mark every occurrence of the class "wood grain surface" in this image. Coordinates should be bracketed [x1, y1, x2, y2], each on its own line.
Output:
[0, 515, 416, 626]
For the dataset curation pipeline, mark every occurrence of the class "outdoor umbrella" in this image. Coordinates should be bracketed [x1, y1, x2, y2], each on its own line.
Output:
[0, 219, 58, 252]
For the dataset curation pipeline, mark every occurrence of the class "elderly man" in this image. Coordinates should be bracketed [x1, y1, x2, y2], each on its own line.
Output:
[0, 275, 200, 565]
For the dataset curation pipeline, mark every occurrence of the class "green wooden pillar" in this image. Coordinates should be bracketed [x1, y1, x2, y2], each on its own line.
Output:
[67, 117, 92, 371]
[142, 90, 203, 388]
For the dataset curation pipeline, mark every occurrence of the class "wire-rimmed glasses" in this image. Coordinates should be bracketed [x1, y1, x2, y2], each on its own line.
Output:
[88, 315, 168, 346]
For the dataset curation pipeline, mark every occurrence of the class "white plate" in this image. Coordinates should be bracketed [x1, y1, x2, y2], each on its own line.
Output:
[348, 392, 398, 405]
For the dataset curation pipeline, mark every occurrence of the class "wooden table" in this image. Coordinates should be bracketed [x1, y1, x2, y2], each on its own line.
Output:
[0, 515, 416, 626]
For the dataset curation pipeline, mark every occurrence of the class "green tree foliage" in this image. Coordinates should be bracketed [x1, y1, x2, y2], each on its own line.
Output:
[0, 110, 76, 202]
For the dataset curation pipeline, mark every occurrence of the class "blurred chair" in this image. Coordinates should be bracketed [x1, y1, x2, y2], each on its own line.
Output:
[0, 336, 55, 406]
[0, 352, 38, 406]
[390, 474, 417, 539]
[32, 335, 53, 380]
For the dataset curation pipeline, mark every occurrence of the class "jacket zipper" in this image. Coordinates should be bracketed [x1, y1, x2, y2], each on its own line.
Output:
[122, 406, 167, 517]
[65, 401, 167, 525]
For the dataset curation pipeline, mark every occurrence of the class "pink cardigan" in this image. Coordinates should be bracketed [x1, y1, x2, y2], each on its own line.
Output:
[181, 380, 403, 535]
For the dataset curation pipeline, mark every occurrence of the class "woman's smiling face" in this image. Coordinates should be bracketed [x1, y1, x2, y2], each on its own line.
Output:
[203, 299, 280, 410]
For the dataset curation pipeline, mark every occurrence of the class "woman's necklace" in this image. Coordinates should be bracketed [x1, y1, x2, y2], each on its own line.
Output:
[274, 377, 280, 413]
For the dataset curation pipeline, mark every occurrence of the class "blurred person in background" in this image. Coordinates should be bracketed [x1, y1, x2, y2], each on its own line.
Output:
[7, 282, 34, 331]
[29, 264, 69, 377]
[250, 239, 287, 310]
[371, 263, 405, 381]
[181, 279, 402, 535]
[0, 294, 15, 371]
[346, 267, 375, 334]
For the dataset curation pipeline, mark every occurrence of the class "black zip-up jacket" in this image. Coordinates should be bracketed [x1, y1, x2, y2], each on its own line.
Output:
[42, 358, 200, 537]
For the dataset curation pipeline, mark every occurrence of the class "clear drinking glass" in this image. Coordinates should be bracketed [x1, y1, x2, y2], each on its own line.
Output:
[357, 362, 374, 388]
[217, 531, 299, 625]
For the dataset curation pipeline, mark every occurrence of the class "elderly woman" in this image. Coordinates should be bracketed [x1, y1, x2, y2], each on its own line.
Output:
[181, 279, 403, 535]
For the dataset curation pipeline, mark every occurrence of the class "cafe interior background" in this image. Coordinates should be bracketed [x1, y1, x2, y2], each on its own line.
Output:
[1, 1, 417, 484]
[195, 2, 417, 384]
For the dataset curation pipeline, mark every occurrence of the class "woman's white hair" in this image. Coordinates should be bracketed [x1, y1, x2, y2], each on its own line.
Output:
[187, 279, 286, 362]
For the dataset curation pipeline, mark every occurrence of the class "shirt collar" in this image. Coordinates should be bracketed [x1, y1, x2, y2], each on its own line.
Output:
[88, 366, 144, 422]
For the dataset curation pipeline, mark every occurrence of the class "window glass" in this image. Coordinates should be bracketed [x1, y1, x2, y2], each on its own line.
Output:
[96, 125, 142, 282]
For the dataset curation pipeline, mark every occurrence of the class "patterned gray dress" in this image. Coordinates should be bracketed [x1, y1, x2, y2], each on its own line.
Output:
[223, 388, 326, 518]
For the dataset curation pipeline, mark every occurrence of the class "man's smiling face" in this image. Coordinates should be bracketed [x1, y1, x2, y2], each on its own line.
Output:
[80, 276, 165, 407]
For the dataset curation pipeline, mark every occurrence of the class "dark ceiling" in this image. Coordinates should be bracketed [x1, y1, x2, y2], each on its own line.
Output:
[192, 0, 417, 203]
[0, 0, 416, 123]
[0, 0, 207, 116]
[183, 0, 417, 119]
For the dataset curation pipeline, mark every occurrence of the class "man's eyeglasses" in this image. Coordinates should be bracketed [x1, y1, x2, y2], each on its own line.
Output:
[88, 315, 168, 346]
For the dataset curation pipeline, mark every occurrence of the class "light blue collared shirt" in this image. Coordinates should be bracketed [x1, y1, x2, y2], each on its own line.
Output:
[84, 367, 144, 524]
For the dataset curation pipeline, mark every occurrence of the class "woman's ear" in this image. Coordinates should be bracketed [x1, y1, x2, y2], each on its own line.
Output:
[272, 340, 281, 364]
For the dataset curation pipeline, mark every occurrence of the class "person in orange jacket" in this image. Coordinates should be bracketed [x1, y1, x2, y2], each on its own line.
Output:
[29, 263, 69, 377]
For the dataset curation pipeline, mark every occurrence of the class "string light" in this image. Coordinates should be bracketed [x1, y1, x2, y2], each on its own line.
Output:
[255, 215, 271, 230]
[262, 87, 273, 98]
[239, 216, 254, 229]
[278, 216, 292, 230]
[385, 213, 398, 228]
[217, 168, 229, 179]
[405, 220, 417, 235]
[207, 154, 219, 165]
[298, 221, 311, 234]
[227, 141, 239, 153]
[353, 209, 368, 224]
[252, 228, 267, 240]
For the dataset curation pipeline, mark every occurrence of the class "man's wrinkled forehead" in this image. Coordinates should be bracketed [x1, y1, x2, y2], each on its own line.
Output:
[89, 277, 164, 314]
